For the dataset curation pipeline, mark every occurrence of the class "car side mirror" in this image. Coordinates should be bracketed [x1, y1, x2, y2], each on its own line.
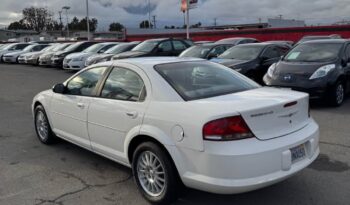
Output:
[157, 47, 164, 53]
[341, 59, 348, 67]
[261, 56, 269, 62]
[52, 83, 66, 94]
[207, 53, 218, 60]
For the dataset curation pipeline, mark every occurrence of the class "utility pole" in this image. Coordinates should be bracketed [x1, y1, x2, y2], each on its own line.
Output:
[62, 6, 70, 38]
[186, 8, 190, 39]
[148, 0, 151, 29]
[214, 18, 217, 26]
[86, 0, 90, 41]
[152, 15, 157, 29]
[58, 11, 63, 37]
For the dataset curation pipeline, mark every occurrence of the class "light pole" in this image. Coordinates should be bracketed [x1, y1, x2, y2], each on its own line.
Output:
[86, 0, 90, 41]
[147, 0, 151, 29]
[62, 6, 70, 39]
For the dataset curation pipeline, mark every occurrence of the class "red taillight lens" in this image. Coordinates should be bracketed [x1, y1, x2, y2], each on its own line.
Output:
[203, 116, 255, 141]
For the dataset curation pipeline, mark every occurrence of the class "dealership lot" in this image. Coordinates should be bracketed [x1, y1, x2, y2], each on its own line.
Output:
[0, 64, 349, 205]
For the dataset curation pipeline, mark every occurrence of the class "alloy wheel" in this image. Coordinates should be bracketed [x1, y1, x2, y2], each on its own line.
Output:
[136, 151, 166, 197]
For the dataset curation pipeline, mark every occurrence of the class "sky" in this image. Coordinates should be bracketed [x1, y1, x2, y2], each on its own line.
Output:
[0, 0, 350, 30]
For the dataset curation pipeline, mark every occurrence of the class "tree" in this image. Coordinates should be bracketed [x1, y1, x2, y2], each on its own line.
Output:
[190, 22, 202, 28]
[8, 19, 28, 30]
[22, 7, 52, 32]
[109, 22, 124, 32]
[7, 7, 59, 32]
[139, 20, 153, 29]
[68, 17, 98, 32]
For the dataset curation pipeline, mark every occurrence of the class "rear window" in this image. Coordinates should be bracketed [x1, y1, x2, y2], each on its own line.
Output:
[155, 61, 259, 101]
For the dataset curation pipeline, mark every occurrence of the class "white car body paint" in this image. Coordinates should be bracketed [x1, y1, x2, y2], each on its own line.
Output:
[32, 57, 319, 194]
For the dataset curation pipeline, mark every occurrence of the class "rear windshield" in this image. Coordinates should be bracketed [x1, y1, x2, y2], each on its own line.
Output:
[180, 45, 212, 58]
[284, 43, 342, 62]
[155, 61, 259, 101]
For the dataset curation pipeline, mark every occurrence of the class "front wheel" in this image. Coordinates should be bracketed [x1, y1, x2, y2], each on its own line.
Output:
[34, 105, 57, 144]
[329, 81, 345, 107]
[132, 142, 179, 205]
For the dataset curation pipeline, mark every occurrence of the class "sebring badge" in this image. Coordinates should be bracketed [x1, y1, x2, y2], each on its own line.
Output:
[279, 111, 298, 118]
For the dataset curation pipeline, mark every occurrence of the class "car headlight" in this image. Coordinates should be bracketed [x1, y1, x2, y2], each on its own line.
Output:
[309, 64, 335, 80]
[267, 63, 277, 78]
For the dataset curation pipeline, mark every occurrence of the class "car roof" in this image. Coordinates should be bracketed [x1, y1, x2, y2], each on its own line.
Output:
[302, 39, 349, 44]
[111, 57, 204, 67]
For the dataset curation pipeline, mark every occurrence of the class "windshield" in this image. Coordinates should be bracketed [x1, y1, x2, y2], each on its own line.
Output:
[23, 45, 36, 51]
[298, 37, 330, 44]
[42, 45, 55, 52]
[216, 39, 240, 44]
[1, 44, 14, 50]
[155, 61, 259, 101]
[105, 44, 134, 54]
[53, 43, 71, 52]
[132, 40, 160, 52]
[83, 44, 107, 53]
[64, 42, 82, 52]
[284, 43, 342, 62]
[218, 45, 263, 60]
[180, 45, 212, 58]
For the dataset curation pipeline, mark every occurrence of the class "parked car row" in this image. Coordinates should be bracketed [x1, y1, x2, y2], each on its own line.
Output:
[1, 35, 349, 106]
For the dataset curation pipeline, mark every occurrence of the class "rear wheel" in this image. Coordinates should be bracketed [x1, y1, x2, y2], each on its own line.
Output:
[132, 142, 179, 205]
[329, 81, 345, 107]
[34, 105, 57, 144]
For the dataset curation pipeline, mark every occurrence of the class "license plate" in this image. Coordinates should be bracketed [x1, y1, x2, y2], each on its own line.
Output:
[290, 144, 306, 163]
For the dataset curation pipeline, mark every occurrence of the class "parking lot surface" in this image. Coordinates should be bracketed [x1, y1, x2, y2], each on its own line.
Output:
[0, 63, 349, 205]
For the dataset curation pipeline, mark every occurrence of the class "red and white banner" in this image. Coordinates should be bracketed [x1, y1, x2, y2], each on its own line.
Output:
[181, 0, 198, 11]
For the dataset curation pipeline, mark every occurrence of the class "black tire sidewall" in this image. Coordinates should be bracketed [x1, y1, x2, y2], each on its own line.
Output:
[34, 105, 56, 144]
[132, 142, 178, 205]
[329, 81, 345, 107]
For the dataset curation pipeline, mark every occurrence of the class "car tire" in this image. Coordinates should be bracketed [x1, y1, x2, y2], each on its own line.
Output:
[34, 105, 57, 144]
[329, 81, 345, 107]
[132, 142, 179, 205]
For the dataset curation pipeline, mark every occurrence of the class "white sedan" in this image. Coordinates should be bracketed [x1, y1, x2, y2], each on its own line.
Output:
[32, 57, 319, 204]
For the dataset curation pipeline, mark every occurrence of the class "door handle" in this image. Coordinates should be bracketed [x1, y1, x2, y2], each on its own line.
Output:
[77, 103, 85, 109]
[126, 111, 138, 119]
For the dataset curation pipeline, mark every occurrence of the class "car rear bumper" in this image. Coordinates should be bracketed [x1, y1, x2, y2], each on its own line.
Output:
[170, 119, 319, 194]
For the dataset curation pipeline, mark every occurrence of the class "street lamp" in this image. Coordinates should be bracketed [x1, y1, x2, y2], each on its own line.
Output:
[62, 6, 70, 39]
[86, 0, 90, 41]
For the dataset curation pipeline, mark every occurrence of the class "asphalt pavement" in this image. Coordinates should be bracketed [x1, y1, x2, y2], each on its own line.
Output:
[0, 63, 349, 205]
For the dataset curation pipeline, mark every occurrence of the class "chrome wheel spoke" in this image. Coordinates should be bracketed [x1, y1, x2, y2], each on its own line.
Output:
[137, 151, 166, 197]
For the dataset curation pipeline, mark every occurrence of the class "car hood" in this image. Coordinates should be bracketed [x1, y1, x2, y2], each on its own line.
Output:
[5, 51, 26, 56]
[66, 52, 92, 59]
[113, 51, 147, 59]
[211, 58, 251, 67]
[22, 51, 44, 57]
[275, 60, 336, 77]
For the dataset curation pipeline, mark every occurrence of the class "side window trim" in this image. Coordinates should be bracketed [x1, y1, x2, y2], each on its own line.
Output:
[97, 66, 147, 102]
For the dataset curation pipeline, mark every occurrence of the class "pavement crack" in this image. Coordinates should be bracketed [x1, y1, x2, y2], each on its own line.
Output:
[320, 141, 350, 149]
[34, 171, 133, 205]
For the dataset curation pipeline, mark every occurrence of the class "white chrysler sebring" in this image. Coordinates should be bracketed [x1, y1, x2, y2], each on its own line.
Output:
[32, 57, 319, 204]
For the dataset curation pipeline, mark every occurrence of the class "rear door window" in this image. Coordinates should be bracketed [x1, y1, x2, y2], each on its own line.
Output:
[100, 67, 145, 102]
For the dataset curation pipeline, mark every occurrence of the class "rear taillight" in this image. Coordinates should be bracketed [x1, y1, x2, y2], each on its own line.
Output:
[203, 116, 255, 141]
